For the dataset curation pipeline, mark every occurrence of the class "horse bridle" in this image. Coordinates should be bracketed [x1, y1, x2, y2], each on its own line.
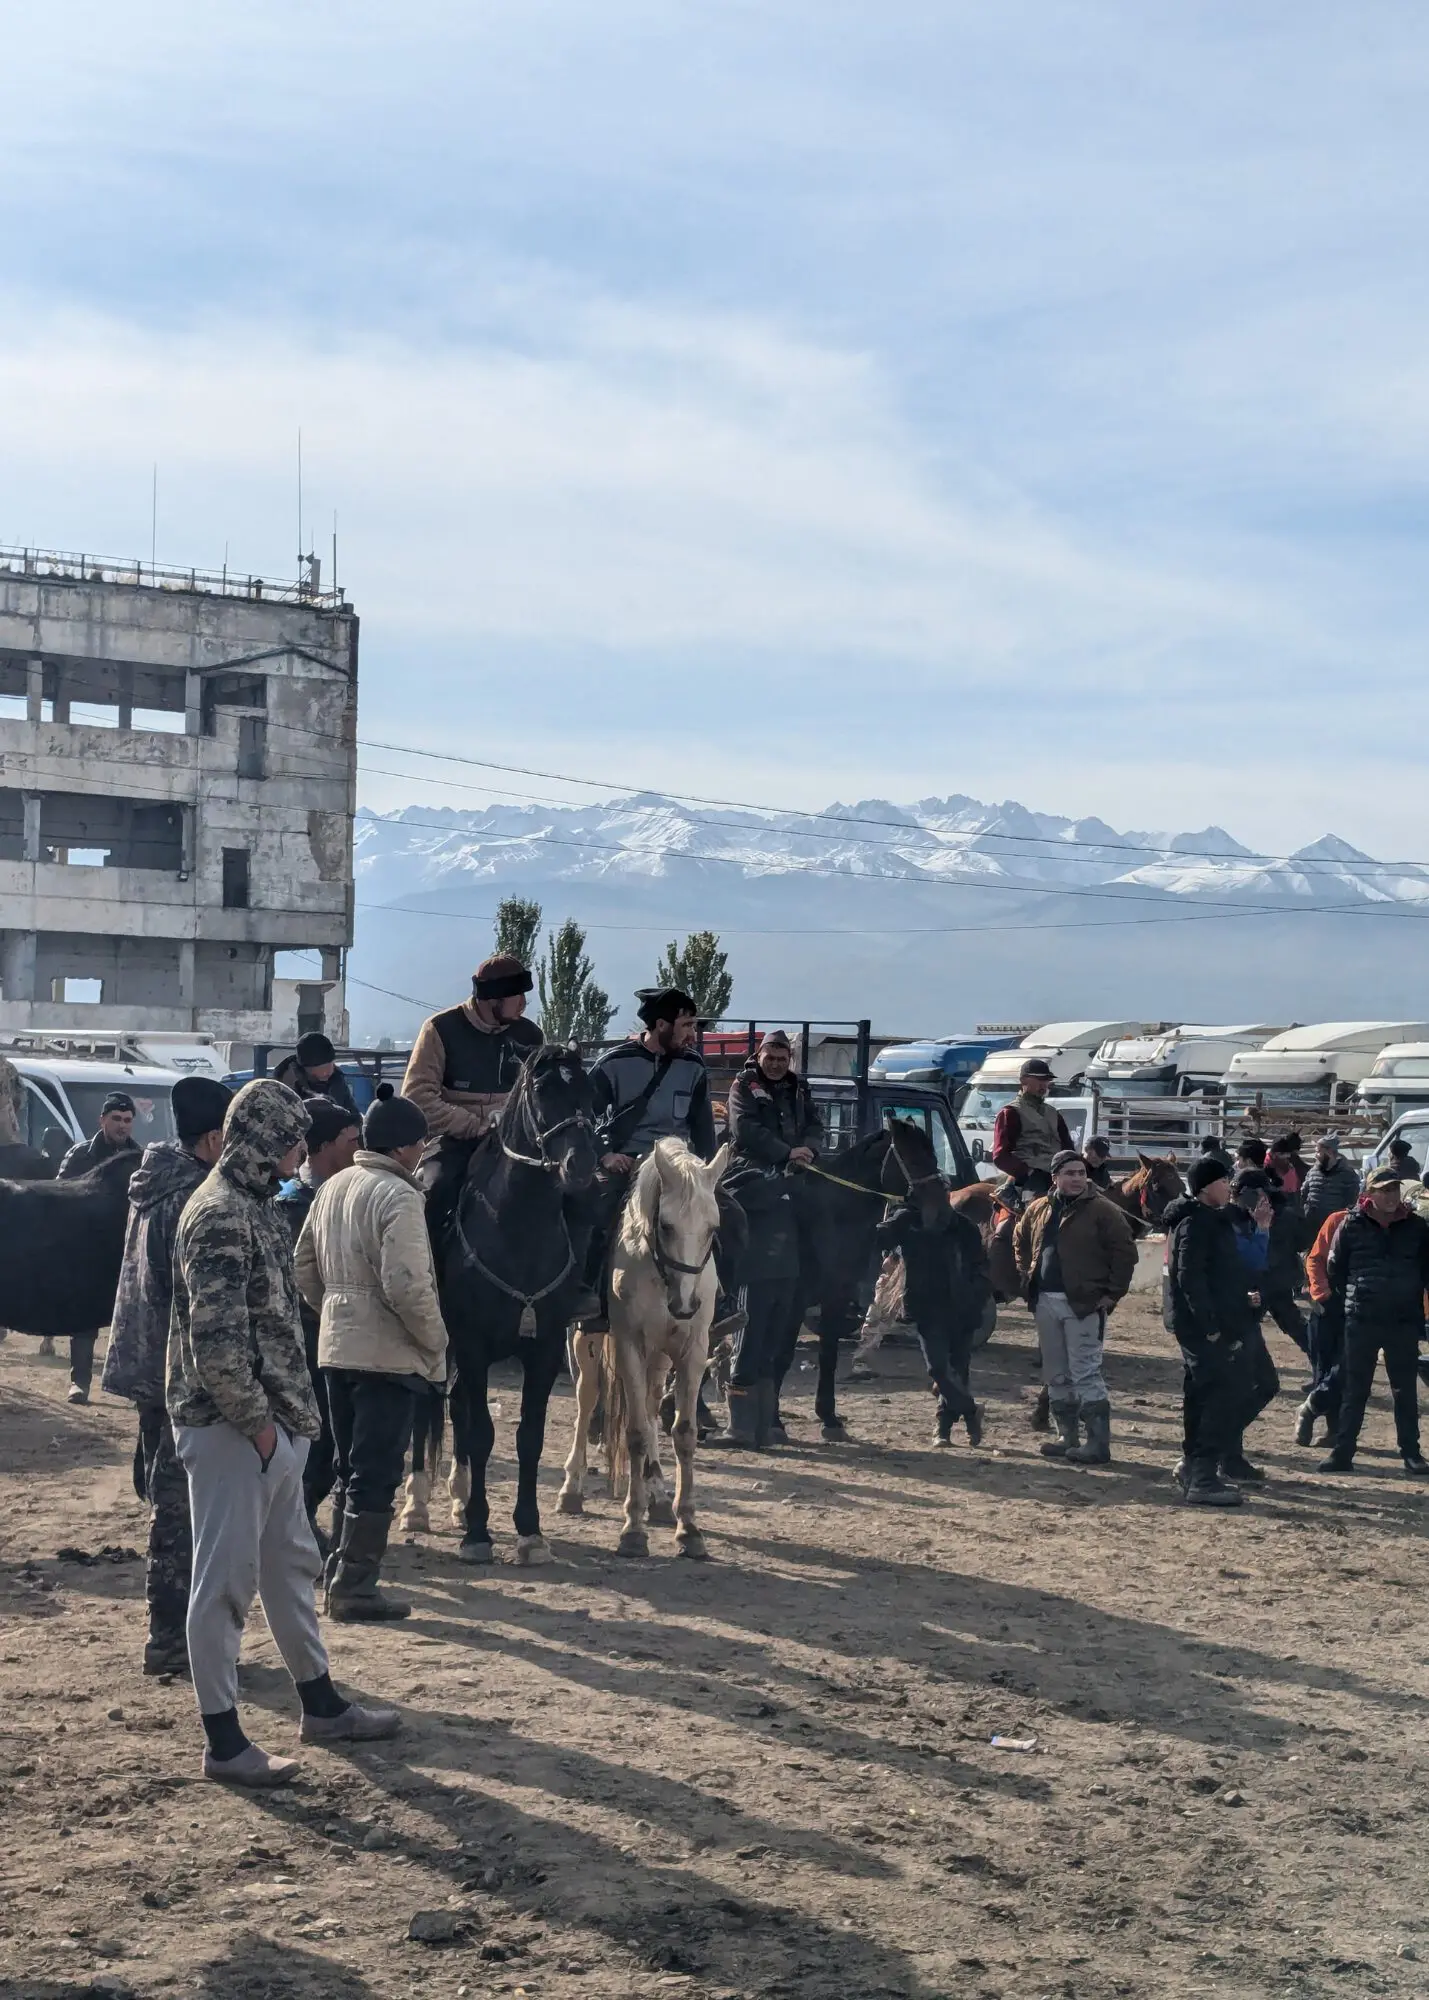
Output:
[884, 1123, 944, 1197]
[651, 1195, 717, 1323]
[499, 1062, 594, 1172]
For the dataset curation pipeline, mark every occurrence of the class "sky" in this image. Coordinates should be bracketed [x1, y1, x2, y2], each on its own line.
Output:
[2, 2, 1426, 852]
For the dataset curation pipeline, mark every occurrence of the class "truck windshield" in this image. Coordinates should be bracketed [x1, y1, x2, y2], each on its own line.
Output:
[63, 1081, 176, 1145]
[962, 1083, 1017, 1126]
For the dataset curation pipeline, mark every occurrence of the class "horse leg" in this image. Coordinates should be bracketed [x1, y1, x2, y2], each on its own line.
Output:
[399, 1389, 435, 1533]
[559, 1332, 602, 1514]
[513, 1346, 561, 1565]
[615, 1339, 651, 1558]
[443, 1383, 470, 1527]
[456, 1364, 496, 1564]
[644, 1347, 676, 1527]
[672, 1336, 708, 1559]
[816, 1291, 851, 1439]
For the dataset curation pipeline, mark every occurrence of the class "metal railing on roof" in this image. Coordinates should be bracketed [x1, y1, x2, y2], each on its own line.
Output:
[0, 545, 348, 609]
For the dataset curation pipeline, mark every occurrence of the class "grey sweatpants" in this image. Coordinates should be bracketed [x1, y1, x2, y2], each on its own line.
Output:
[175, 1420, 329, 1716]
[1034, 1291, 1109, 1407]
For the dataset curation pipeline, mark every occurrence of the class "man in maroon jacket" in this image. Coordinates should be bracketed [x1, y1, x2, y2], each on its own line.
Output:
[992, 1059, 1075, 1197]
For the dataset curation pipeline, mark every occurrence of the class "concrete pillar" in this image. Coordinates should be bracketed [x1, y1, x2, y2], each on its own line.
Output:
[0, 930, 38, 1003]
[21, 794, 41, 863]
[26, 659, 42, 722]
[118, 663, 134, 731]
[320, 945, 343, 982]
[51, 667, 69, 724]
[185, 671, 202, 736]
[179, 803, 197, 879]
[177, 939, 196, 1020]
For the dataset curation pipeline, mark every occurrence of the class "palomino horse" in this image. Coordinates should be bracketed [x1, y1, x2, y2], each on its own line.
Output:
[439, 1045, 597, 1564]
[560, 1138, 729, 1559]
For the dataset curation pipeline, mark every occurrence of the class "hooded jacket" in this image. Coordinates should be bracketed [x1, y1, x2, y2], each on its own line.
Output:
[166, 1080, 319, 1440]
[1326, 1197, 1429, 1326]
[1302, 1155, 1361, 1234]
[1161, 1193, 1258, 1349]
[294, 1150, 448, 1382]
[101, 1140, 210, 1406]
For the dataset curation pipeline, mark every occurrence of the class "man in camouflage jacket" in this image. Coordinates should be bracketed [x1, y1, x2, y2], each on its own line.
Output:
[167, 1079, 399, 1787]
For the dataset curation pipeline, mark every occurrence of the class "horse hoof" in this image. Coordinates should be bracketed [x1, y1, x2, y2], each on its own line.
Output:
[557, 1487, 584, 1516]
[515, 1534, 553, 1566]
[616, 1531, 649, 1559]
[820, 1421, 848, 1443]
[676, 1530, 709, 1561]
[39, 1337, 56, 1358]
[458, 1538, 494, 1565]
[399, 1504, 431, 1535]
[645, 1494, 676, 1527]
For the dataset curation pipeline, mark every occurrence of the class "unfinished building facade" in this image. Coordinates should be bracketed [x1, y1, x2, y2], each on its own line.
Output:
[0, 549, 357, 1045]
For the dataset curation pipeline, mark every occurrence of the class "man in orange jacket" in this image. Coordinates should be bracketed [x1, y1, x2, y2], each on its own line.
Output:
[1295, 1206, 1348, 1447]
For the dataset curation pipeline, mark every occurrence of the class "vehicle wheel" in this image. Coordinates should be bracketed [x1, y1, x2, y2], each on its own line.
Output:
[973, 1297, 997, 1350]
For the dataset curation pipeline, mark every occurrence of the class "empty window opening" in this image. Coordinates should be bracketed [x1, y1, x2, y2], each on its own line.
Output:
[222, 847, 251, 909]
[237, 714, 267, 779]
[53, 977, 103, 1005]
[63, 848, 109, 867]
[202, 674, 267, 736]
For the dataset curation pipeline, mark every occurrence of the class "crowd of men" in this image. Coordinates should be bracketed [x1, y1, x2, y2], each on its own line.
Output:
[15, 976, 1429, 1778]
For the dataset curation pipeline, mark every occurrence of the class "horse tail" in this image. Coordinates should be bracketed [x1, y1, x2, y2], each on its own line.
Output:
[600, 1334, 630, 1491]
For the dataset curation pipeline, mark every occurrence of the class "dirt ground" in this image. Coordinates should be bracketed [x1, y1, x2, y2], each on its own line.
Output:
[3, 1298, 1429, 2000]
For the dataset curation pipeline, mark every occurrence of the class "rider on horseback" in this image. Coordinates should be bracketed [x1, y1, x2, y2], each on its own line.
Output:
[402, 953, 544, 1242]
[573, 986, 744, 1334]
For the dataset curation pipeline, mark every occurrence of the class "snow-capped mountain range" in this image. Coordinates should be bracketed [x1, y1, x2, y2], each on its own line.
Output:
[346, 792, 1429, 1037]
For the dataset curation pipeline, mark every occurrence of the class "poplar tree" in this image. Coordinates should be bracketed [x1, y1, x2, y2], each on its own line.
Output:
[653, 931, 733, 1019]
[538, 918, 615, 1044]
[493, 895, 543, 966]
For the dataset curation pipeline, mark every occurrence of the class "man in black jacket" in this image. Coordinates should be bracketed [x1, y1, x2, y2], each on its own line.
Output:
[876, 1190, 990, 1447]
[57, 1091, 141, 1403]
[1162, 1156, 1263, 1505]
[726, 1031, 823, 1170]
[274, 1034, 359, 1115]
[1319, 1167, 1429, 1476]
[1303, 1135, 1360, 1236]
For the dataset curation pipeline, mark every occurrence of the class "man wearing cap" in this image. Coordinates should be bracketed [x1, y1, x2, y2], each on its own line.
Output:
[278, 1099, 363, 1557]
[992, 1061, 1075, 1196]
[275, 1033, 359, 1116]
[726, 1031, 823, 1173]
[1161, 1156, 1262, 1506]
[402, 953, 544, 1243]
[1303, 1134, 1360, 1236]
[296, 1094, 448, 1618]
[1014, 1149, 1137, 1465]
[57, 1091, 141, 1403]
[102, 1075, 233, 1676]
[1081, 1136, 1114, 1190]
[1389, 1136, 1423, 1184]
[574, 987, 729, 1330]
[1318, 1165, 1429, 1477]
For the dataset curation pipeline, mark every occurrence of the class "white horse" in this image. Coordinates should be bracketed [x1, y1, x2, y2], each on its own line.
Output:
[559, 1137, 728, 1559]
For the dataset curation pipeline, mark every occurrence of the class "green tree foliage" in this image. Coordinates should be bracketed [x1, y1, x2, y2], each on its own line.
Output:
[653, 931, 733, 1020]
[493, 895, 543, 966]
[538, 918, 616, 1044]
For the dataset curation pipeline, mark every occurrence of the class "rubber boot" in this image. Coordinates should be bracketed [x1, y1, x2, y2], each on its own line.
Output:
[326, 1511, 411, 1622]
[1039, 1402, 1079, 1458]
[1066, 1400, 1111, 1465]
[322, 1492, 347, 1600]
[1030, 1383, 1051, 1432]
[707, 1385, 760, 1448]
[754, 1378, 778, 1448]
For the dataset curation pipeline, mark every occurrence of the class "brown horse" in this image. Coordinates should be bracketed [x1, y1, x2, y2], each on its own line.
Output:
[1102, 1153, 1185, 1230]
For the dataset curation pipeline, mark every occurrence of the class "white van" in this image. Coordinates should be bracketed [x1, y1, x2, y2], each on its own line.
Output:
[1223, 1022, 1429, 1119]
[1363, 1108, 1429, 1177]
[1355, 1043, 1429, 1126]
[1085, 1024, 1282, 1100]
[11, 1056, 181, 1168]
[961, 1020, 1146, 1174]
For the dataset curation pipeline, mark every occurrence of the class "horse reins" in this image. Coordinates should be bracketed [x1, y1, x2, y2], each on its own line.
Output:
[499, 1061, 593, 1171]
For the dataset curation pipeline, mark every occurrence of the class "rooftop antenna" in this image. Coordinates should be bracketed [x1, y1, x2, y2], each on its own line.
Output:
[150, 464, 157, 578]
[296, 427, 303, 582]
[332, 510, 338, 599]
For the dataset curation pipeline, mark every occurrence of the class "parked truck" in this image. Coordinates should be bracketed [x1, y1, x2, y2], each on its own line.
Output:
[960, 1020, 1147, 1174]
[1222, 1022, 1429, 1122]
[1084, 1023, 1281, 1100]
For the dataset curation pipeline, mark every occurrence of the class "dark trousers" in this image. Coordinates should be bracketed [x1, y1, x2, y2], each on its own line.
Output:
[138, 1401, 191, 1642]
[1239, 1320, 1281, 1435]
[1332, 1316, 1422, 1461]
[732, 1271, 798, 1387]
[421, 1134, 480, 1252]
[1305, 1302, 1345, 1424]
[1260, 1289, 1309, 1355]
[70, 1332, 97, 1394]
[915, 1307, 977, 1433]
[1179, 1338, 1254, 1465]
[301, 1318, 336, 1517]
[325, 1369, 419, 1518]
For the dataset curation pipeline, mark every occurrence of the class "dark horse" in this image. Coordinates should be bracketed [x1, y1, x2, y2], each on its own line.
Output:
[437, 1045, 597, 1565]
[774, 1118, 948, 1439]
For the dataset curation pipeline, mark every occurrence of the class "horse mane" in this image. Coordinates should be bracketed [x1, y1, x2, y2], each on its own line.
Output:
[625, 1138, 714, 1254]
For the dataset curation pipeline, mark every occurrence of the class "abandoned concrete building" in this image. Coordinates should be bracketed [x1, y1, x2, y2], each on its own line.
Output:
[0, 548, 357, 1046]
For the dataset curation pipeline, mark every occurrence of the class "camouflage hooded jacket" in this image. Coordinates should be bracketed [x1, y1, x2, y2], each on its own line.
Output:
[102, 1139, 211, 1407]
[166, 1080, 320, 1439]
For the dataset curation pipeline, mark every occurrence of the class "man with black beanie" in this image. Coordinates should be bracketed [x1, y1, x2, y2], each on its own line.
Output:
[295, 1094, 448, 1619]
[102, 1075, 233, 1675]
[1162, 1154, 1262, 1505]
[274, 1033, 359, 1115]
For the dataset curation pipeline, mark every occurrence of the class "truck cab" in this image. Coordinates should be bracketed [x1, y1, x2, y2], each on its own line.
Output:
[961, 1020, 1146, 1176]
[1223, 1022, 1429, 1119]
[1085, 1023, 1280, 1100]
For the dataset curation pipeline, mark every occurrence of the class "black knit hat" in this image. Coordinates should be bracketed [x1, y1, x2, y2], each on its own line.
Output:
[362, 1094, 428, 1154]
[295, 1031, 336, 1067]
[172, 1076, 233, 1142]
[637, 986, 697, 1026]
[1190, 1155, 1231, 1194]
[306, 1097, 362, 1150]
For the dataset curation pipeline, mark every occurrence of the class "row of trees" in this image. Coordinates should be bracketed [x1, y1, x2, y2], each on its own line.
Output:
[492, 896, 733, 1044]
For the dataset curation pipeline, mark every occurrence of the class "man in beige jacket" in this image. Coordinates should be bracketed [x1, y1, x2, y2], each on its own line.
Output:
[295, 1095, 448, 1621]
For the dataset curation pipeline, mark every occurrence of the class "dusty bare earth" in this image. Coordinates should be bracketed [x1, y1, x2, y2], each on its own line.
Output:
[3, 1299, 1429, 2000]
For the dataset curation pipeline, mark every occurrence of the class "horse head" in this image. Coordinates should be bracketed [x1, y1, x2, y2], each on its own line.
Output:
[882, 1118, 947, 1229]
[500, 1045, 597, 1192]
[1133, 1150, 1185, 1225]
[641, 1138, 728, 1322]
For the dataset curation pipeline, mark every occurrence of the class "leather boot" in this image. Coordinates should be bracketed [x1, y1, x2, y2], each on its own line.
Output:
[707, 1385, 760, 1448]
[1066, 1400, 1111, 1465]
[754, 1378, 778, 1448]
[322, 1493, 346, 1599]
[326, 1511, 411, 1622]
[1039, 1402, 1079, 1458]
